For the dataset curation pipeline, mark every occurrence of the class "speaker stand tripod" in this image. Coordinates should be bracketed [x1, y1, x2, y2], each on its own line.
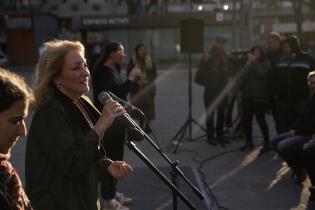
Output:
[168, 53, 207, 153]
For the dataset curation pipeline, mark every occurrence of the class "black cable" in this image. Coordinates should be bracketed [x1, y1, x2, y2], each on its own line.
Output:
[180, 148, 221, 210]
[198, 149, 239, 210]
[130, 104, 237, 210]
[179, 148, 240, 210]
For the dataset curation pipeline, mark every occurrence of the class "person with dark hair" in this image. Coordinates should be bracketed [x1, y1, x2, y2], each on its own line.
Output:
[239, 44, 271, 155]
[0, 67, 34, 210]
[202, 35, 230, 146]
[271, 70, 315, 184]
[301, 102, 315, 209]
[302, 145, 315, 210]
[25, 40, 133, 210]
[127, 44, 157, 132]
[266, 32, 282, 67]
[265, 32, 282, 134]
[92, 41, 141, 210]
[274, 35, 315, 133]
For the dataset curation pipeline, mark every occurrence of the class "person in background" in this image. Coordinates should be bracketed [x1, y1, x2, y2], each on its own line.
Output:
[271, 70, 315, 184]
[224, 51, 244, 136]
[25, 40, 133, 210]
[274, 36, 315, 133]
[0, 67, 34, 210]
[266, 32, 282, 69]
[302, 137, 315, 209]
[202, 35, 230, 146]
[302, 134, 315, 209]
[265, 32, 282, 134]
[92, 41, 141, 210]
[239, 44, 271, 155]
[127, 44, 157, 132]
[194, 50, 209, 87]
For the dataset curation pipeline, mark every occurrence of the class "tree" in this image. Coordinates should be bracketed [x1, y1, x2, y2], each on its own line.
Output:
[259, 0, 311, 40]
[290, 0, 305, 40]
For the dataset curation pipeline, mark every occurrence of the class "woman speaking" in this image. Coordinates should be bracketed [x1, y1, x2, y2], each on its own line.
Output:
[25, 40, 133, 210]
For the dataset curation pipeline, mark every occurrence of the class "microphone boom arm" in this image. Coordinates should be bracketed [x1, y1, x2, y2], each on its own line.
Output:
[101, 91, 204, 205]
[127, 115, 204, 200]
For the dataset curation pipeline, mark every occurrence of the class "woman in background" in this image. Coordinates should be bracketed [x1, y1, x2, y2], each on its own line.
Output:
[92, 41, 141, 210]
[0, 67, 34, 210]
[239, 44, 271, 155]
[127, 44, 157, 132]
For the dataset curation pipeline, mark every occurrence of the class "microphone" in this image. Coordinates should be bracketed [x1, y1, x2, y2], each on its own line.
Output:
[98, 92, 144, 141]
[106, 91, 137, 112]
[104, 91, 145, 117]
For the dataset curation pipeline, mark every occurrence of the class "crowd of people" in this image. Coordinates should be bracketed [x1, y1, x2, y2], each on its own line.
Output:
[196, 32, 315, 209]
[2, 31, 315, 209]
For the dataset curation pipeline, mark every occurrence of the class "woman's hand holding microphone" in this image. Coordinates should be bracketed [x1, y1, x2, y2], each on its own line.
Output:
[94, 100, 126, 139]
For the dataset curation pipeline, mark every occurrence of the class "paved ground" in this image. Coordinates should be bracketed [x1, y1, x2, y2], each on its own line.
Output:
[10, 65, 312, 210]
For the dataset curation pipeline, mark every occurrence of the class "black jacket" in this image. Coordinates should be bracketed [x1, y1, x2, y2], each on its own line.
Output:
[25, 90, 112, 210]
[275, 52, 315, 100]
[240, 59, 271, 103]
[292, 94, 315, 135]
[91, 64, 134, 161]
[92, 65, 133, 111]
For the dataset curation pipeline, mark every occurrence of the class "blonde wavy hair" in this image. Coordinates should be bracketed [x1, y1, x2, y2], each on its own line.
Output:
[33, 39, 85, 108]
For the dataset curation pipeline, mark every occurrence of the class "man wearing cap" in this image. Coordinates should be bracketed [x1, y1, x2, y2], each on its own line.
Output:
[202, 35, 230, 146]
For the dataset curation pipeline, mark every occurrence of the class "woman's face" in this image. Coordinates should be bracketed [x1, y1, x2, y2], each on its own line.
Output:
[113, 45, 126, 66]
[282, 43, 291, 54]
[137, 46, 146, 58]
[253, 48, 262, 59]
[55, 50, 90, 101]
[0, 100, 29, 154]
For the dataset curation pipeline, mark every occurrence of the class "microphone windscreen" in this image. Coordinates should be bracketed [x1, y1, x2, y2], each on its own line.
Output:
[98, 92, 112, 105]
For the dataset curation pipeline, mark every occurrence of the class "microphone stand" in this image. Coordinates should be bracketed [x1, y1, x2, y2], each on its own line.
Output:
[125, 140, 196, 209]
[126, 114, 204, 209]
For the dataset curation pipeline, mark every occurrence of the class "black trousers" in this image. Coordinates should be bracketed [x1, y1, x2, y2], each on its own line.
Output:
[241, 98, 269, 145]
[302, 145, 315, 186]
[203, 90, 227, 138]
[100, 122, 126, 200]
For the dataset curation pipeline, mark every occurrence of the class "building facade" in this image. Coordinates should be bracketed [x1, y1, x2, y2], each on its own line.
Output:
[0, 0, 314, 66]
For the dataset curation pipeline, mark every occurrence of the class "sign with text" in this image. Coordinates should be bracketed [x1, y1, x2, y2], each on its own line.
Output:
[82, 16, 129, 27]
[216, 12, 224, 22]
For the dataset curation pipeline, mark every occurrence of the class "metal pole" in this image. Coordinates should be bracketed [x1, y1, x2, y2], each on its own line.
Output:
[188, 53, 192, 141]
[248, 0, 253, 47]
[125, 141, 197, 210]
[232, 0, 237, 49]
[239, 0, 244, 48]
